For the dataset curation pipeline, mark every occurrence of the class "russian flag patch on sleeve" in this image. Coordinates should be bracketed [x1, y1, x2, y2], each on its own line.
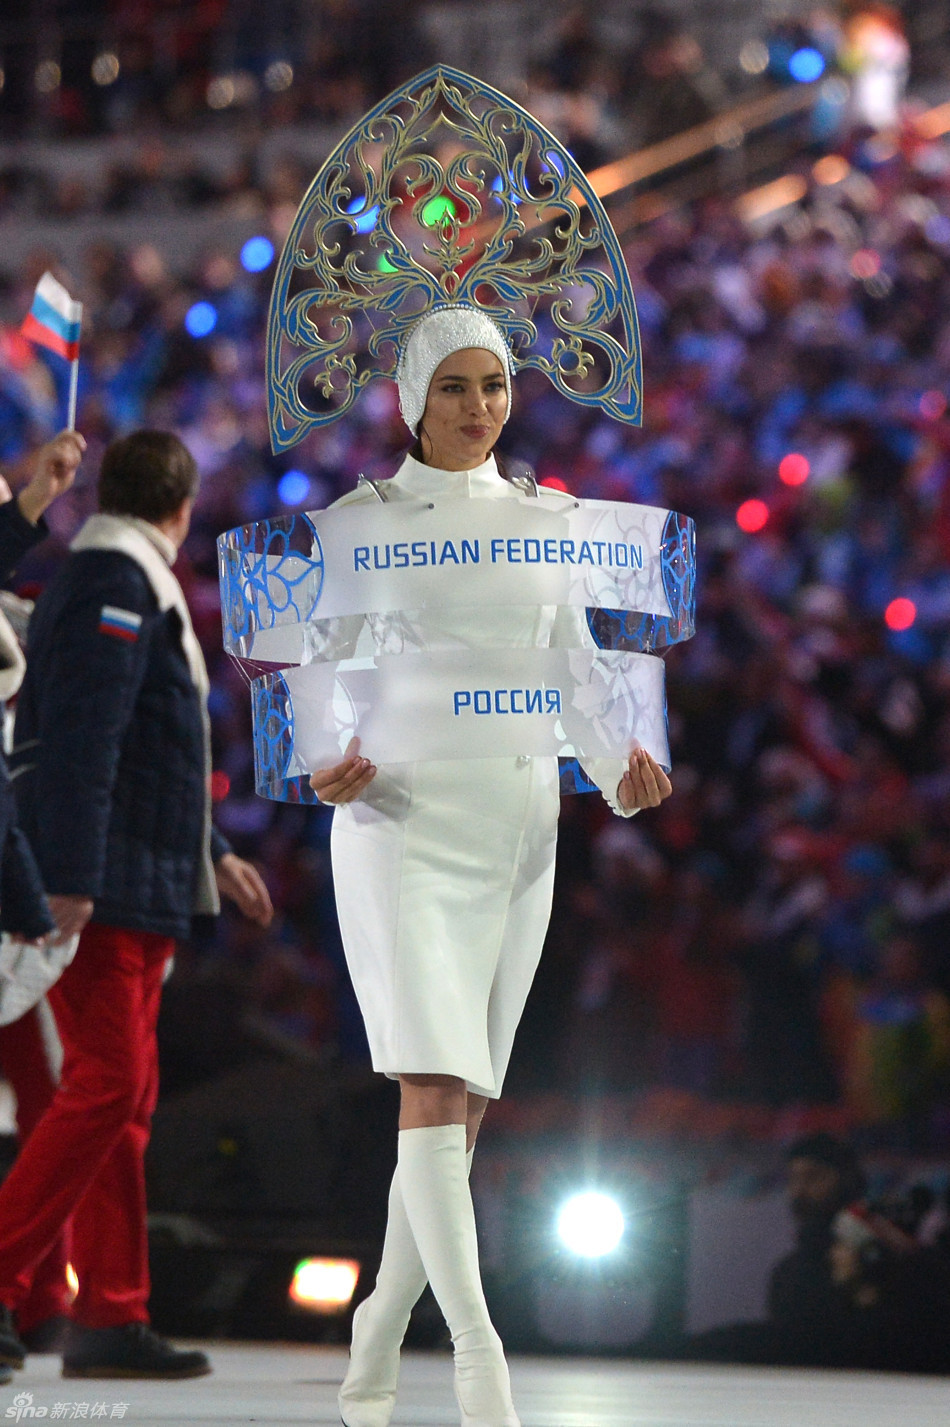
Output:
[99, 605, 143, 642]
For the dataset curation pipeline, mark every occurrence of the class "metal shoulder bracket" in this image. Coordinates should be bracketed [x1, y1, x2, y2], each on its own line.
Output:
[357, 474, 390, 502]
[509, 472, 540, 497]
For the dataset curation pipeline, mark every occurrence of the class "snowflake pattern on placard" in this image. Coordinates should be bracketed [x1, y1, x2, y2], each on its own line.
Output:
[586, 510, 696, 654]
[251, 672, 320, 803]
[219, 515, 324, 658]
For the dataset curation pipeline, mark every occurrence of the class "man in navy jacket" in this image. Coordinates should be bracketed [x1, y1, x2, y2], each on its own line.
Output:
[0, 429, 272, 1380]
[0, 429, 85, 1379]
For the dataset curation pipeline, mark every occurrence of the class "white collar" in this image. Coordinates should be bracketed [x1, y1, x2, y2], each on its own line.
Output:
[71, 513, 181, 613]
[123, 515, 177, 567]
[393, 452, 509, 498]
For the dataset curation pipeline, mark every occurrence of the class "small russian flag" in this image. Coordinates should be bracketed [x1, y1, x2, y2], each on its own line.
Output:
[99, 605, 142, 643]
[20, 271, 82, 363]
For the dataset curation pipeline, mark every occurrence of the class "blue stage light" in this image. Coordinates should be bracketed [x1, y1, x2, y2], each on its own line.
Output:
[345, 196, 380, 234]
[185, 302, 217, 338]
[789, 47, 826, 83]
[278, 470, 310, 505]
[241, 236, 275, 272]
[556, 1191, 625, 1259]
[491, 173, 521, 204]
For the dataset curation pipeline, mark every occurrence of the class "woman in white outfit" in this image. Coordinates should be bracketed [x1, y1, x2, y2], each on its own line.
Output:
[309, 306, 672, 1427]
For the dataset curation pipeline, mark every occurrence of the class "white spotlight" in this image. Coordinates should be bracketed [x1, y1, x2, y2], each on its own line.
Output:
[556, 1191, 625, 1259]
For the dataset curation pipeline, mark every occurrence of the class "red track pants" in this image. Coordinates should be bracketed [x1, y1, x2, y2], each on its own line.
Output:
[0, 1004, 71, 1333]
[0, 922, 172, 1328]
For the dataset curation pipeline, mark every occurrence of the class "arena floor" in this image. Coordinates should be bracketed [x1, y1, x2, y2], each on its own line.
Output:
[3, 1344, 948, 1425]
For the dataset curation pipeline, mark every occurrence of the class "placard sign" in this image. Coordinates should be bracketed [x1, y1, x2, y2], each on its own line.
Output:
[251, 648, 669, 801]
[219, 492, 695, 802]
[219, 494, 695, 661]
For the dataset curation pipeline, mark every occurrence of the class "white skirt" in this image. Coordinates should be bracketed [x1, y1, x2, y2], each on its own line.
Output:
[330, 754, 560, 1098]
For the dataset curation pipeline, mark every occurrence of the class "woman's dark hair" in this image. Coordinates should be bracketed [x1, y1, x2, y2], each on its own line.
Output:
[99, 430, 199, 523]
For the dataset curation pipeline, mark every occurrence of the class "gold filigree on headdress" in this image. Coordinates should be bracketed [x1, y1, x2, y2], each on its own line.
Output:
[267, 64, 642, 452]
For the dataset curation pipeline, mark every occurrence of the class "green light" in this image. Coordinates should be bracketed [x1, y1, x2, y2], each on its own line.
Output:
[377, 253, 397, 273]
[421, 194, 457, 227]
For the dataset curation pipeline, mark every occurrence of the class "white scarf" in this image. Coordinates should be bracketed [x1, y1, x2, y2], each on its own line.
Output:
[70, 513, 219, 915]
[0, 609, 26, 703]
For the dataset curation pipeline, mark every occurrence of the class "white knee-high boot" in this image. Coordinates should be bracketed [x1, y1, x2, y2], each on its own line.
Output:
[397, 1124, 519, 1427]
[339, 1150, 475, 1427]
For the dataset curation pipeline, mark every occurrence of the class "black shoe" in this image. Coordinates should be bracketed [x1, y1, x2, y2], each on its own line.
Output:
[20, 1314, 71, 1354]
[62, 1323, 212, 1380]
[0, 1305, 26, 1369]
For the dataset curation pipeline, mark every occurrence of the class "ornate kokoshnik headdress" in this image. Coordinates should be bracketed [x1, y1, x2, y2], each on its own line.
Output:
[267, 63, 643, 449]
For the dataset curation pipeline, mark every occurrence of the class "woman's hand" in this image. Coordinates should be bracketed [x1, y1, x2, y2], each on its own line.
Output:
[309, 737, 377, 805]
[617, 747, 672, 813]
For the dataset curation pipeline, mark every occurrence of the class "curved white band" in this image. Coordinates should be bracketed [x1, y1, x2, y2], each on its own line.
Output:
[252, 647, 668, 799]
[220, 495, 694, 661]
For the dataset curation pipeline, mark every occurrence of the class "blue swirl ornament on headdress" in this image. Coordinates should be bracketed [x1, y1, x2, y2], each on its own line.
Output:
[267, 64, 643, 452]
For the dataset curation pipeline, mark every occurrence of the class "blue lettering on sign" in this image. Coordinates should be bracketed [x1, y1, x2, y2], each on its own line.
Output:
[355, 534, 644, 573]
[452, 688, 564, 716]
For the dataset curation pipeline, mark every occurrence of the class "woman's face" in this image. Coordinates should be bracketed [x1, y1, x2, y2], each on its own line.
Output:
[419, 347, 507, 471]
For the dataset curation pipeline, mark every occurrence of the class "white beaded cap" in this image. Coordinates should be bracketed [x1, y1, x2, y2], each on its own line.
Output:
[396, 305, 513, 434]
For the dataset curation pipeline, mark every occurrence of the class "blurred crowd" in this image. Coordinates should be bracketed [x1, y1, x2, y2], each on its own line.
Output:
[0, 1, 919, 203]
[1, 17, 950, 1151]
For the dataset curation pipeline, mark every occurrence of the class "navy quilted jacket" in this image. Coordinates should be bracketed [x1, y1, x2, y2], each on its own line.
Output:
[12, 547, 230, 939]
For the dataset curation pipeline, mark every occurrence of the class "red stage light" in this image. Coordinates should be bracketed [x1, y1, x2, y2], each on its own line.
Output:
[920, 390, 947, 420]
[736, 499, 769, 533]
[778, 453, 810, 486]
[885, 598, 916, 631]
[540, 476, 569, 491]
[210, 770, 231, 801]
[850, 248, 881, 279]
